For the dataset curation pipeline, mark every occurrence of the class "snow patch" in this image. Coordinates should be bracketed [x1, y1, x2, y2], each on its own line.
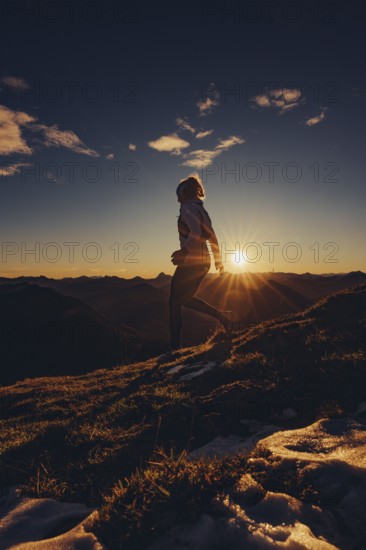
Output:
[166, 361, 219, 380]
[149, 418, 366, 550]
[166, 363, 186, 375]
[0, 489, 103, 549]
[259, 417, 366, 468]
[179, 361, 217, 381]
[190, 425, 282, 459]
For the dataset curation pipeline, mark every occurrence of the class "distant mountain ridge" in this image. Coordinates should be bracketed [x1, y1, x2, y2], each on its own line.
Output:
[1, 272, 365, 384]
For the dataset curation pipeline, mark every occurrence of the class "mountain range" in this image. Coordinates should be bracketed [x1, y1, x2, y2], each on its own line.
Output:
[0, 271, 365, 385]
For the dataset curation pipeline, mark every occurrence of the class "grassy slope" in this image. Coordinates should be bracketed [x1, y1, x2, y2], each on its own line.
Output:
[1, 284, 365, 548]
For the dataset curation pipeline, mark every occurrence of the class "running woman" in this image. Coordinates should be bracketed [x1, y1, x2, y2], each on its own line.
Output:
[169, 175, 231, 350]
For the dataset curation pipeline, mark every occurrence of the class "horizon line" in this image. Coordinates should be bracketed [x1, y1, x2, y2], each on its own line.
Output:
[0, 270, 365, 281]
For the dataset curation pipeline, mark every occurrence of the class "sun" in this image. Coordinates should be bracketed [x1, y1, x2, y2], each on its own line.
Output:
[228, 255, 247, 272]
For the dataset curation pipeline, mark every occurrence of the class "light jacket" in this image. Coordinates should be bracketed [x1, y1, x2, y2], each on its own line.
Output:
[178, 199, 222, 265]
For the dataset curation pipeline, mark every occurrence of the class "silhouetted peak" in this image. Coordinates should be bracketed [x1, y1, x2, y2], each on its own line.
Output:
[156, 272, 169, 279]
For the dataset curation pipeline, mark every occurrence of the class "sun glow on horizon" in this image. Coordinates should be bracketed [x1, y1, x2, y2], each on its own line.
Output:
[228, 254, 247, 273]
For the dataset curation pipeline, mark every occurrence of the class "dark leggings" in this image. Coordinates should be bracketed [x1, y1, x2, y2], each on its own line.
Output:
[169, 262, 223, 349]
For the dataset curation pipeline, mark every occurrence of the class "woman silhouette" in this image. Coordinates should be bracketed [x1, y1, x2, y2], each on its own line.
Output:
[169, 175, 231, 350]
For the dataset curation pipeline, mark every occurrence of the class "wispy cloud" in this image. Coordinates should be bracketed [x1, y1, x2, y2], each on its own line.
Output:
[175, 116, 196, 134]
[215, 135, 245, 150]
[181, 149, 218, 168]
[147, 133, 190, 155]
[195, 129, 214, 139]
[0, 104, 99, 169]
[176, 117, 214, 140]
[197, 86, 220, 116]
[106, 153, 114, 160]
[252, 88, 303, 115]
[128, 143, 137, 151]
[0, 162, 31, 177]
[33, 123, 99, 156]
[255, 95, 271, 107]
[181, 135, 245, 168]
[147, 88, 242, 167]
[0, 105, 35, 155]
[305, 108, 327, 127]
[0, 76, 30, 91]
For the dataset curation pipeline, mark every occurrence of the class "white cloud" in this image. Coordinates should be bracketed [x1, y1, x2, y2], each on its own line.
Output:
[0, 105, 35, 155]
[0, 104, 99, 159]
[128, 143, 137, 151]
[33, 123, 99, 157]
[255, 95, 271, 107]
[197, 86, 220, 116]
[0, 162, 31, 177]
[181, 134, 245, 168]
[215, 135, 245, 150]
[0, 76, 30, 91]
[273, 88, 300, 102]
[106, 153, 114, 160]
[252, 87, 303, 115]
[147, 133, 190, 155]
[305, 108, 327, 127]
[176, 117, 214, 140]
[181, 149, 219, 168]
[175, 116, 196, 134]
[195, 129, 214, 139]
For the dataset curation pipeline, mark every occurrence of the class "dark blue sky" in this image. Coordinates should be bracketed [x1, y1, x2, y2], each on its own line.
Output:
[1, 0, 365, 276]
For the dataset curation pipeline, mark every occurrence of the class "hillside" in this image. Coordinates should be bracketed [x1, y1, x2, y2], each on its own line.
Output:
[0, 283, 138, 385]
[2, 273, 364, 349]
[0, 284, 365, 548]
[0, 274, 315, 364]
